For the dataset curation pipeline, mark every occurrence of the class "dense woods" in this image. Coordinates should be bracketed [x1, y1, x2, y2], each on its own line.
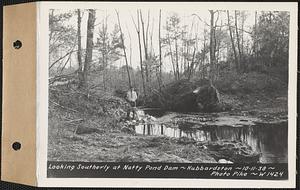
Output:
[49, 10, 289, 99]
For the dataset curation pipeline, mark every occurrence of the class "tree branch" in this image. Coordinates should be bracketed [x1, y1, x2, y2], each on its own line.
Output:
[192, 14, 210, 26]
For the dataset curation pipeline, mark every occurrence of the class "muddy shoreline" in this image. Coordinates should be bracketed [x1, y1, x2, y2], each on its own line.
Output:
[48, 107, 287, 163]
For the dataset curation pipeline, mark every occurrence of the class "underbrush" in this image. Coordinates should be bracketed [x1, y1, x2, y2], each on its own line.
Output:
[214, 71, 288, 112]
[49, 85, 130, 118]
[48, 85, 131, 160]
[215, 71, 287, 95]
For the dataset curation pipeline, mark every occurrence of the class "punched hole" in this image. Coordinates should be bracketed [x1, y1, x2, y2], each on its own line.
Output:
[12, 142, 21, 151]
[13, 40, 22, 49]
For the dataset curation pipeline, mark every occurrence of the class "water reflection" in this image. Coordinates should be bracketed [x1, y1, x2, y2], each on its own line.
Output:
[135, 123, 288, 163]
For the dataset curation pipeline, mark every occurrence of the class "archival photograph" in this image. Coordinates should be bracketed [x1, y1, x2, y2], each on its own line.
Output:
[48, 6, 289, 165]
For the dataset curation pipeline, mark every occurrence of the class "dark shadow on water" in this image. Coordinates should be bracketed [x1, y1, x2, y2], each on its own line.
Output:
[135, 117, 288, 163]
[144, 109, 166, 117]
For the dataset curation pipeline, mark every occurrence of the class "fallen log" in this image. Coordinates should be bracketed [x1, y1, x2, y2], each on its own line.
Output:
[144, 79, 222, 112]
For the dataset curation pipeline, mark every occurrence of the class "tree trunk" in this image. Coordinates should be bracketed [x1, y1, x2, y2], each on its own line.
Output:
[150, 17, 154, 55]
[234, 10, 242, 71]
[76, 9, 84, 88]
[227, 11, 239, 72]
[188, 46, 197, 80]
[102, 15, 108, 91]
[215, 22, 223, 79]
[140, 10, 149, 82]
[209, 10, 216, 80]
[201, 29, 206, 79]
[127, 24, 135, 86]
[132, 10, 146, 95]
[82, 9, 96, 89]
[116, 10, 132, 89]
[158, 9, 163, 90]
[167, 30, 177, 80]
[241, 13, 245, 58]
[254, 11, 258, 63]
[241, 13, 245, 70]
[145, 10, 150, 53]
[175, 38, 180, 80]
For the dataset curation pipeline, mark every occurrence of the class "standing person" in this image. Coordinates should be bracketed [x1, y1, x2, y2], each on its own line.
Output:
[126, 87, 138, 120]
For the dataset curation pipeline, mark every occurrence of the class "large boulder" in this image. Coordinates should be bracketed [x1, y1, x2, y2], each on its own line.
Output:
[145, 79, 221, 112]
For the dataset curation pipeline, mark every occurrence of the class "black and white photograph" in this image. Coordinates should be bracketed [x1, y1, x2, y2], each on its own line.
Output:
[46, 2, 293, 181]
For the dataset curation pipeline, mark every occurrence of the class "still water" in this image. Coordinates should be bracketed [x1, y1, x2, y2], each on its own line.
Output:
[135, 112, 288, 163]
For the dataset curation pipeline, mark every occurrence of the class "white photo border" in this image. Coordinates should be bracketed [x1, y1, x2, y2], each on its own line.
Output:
[36, 1, 298, 188]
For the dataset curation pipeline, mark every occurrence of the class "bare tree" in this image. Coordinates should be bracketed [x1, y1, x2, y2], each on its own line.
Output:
[132, 10, 146, 95]
[49, 10, 76, 72]
[140, 10, 149, 82]
[145, 10, 150, 53]
[165, 14, 181, 80]
[158, 9, 163, 89]
[188, 31, 198, 80]
[77, 9, 82, 72]
[100, 13, 108, 90]
[77, 9, 83, 75]
[174, 30, 179, 80]
[209, 10, 216, 80]
[126, 24, 135, 86]
[201, 28, 207, 79]
[227, 10, 239, 72]
[235, 10, 242, 70]
[80, 9, 96, 89]
[254, 11, 258, 62]
[165, 20, 177, 80]
[240, 11, 246, 57]
[115, 10, 132, 88]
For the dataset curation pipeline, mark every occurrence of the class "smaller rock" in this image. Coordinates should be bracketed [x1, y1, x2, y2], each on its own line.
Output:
[199, 145, 208, 150]
[218, 159, 233, 164]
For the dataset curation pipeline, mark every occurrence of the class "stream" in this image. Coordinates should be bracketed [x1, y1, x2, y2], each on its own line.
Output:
[134, 109, 288, 163]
